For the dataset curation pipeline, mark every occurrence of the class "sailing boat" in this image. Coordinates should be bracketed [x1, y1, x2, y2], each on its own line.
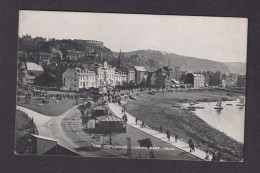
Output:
[236, 97, 245, 106]
[214, 99, 223, 110]
[187, 102, 196, 109]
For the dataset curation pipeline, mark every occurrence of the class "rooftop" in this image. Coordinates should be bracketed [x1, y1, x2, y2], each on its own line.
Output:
[26, 62, 44, 72]
[96, 115, 123, 122]
[31, 134, 59, 142]
[134, 66, 147, 72]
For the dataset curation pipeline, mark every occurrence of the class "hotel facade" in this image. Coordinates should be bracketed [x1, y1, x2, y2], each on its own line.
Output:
[62, 61, 138, 91]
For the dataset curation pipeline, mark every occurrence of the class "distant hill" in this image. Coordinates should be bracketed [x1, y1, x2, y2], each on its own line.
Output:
[122, 50, 230, 73]
[18, 35, 245, 74]
[223, 62, 246, 74]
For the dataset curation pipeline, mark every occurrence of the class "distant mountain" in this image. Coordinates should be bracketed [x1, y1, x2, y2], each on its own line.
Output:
[122, 50, 230, 73]
[223, 62, 246, 75]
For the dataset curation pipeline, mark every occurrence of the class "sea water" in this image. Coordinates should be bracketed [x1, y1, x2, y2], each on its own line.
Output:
[183, 100, 245, 143]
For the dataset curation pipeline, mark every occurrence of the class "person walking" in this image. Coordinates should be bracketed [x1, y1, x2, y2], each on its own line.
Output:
[217, 150, 221, 161]
[212, 150, 217, 161]
[175, 135, 178, 142]
[166, 130, 170, 142]
[191, 141, 195, 152]
[122, 114, 128, 123]
[188, 139, 192, 152]
[205, 149, 209, 161]
[135, 118, 138, 125]
[159, 126, 162, 133]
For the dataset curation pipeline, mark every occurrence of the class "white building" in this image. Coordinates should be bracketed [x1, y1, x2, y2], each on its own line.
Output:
[193, 73, 205, 89]
[96, 61, 115, 87]
[62, 67, 78, 91]
[222, 79, 226, 88]
[114, 71, 128, 86]
[26, 62, 44, 76]
[78, 68, 97, 89]
[62, 61, 117, 91]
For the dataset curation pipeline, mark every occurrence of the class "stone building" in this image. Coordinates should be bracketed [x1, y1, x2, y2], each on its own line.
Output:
[62, 61, 117, 91]
[38, 52, 53, 68]
[193, 73, 205, 88]
[96, 61, 115, 87]
[173, 67, 182, 82]
[26, 62, 44, 77]
[185, 73, 205, 88]
[18, 62, 44, 86]
[127, 67, 135, 83]
[225, 73, 238, 88]
[114, 71, 128, 86]
[67, 49, 86, 61]
[134, 66, 147, 84]
[237, 75, 246, 88]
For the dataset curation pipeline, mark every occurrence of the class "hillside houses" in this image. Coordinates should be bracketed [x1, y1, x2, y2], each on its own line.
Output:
[17, 36, 246, 90]
[18, 62, 44, 86]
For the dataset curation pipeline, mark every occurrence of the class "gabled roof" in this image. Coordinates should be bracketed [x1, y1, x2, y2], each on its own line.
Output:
[26, 62, 44, 71]
[31, 134, 59, 142]
[96, 115, 123, 122]
[134, 66, 147, 72]
[193, 73, 204, 77]
[172, 79, 180, 84]
[26, 74, 35, 79]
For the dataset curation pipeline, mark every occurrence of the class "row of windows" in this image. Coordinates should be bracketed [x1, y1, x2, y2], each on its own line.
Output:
[80, 81, 95, 87]
[80, 75, 95, 80]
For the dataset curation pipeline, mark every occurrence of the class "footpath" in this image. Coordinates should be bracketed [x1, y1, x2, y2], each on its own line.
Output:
[108, 103, 212, 161]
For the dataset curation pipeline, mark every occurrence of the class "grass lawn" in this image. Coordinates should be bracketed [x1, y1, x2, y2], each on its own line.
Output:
[15, 110, 36, 154]
[17, 97, 86, 116]
[15, 110, 33, 139]
[125, 89, 244, 161]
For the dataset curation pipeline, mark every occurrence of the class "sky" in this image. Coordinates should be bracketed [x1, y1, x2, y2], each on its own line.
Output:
[19, 10, 248, 63]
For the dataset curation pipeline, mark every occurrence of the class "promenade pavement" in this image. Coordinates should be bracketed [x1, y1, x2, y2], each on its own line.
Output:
[16, 105, 129, 158]
[108, 102, 212, 161]
[17, 106, 52, 135]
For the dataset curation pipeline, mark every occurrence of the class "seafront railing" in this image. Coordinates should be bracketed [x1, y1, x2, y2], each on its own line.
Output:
[141, 123, 210, 153]
[107, 104, 210, 155]
[16, 107, 39, 135]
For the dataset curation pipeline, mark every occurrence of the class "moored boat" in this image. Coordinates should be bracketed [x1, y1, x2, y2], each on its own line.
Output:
[172, 105, 181, 108]
[214, 99, 223, 110]
[196, 106, 205, 109]
[189, 102, 195, 106]
[236, 97, 245, 106]
[129, 95, 137, 100]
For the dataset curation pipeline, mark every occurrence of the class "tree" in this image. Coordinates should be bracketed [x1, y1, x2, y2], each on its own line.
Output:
[138, 138, 154, 158]
[138, 138, 153, 148]
[34, 73, 56, 87]
[237, 75, 246, 88]
[78, 102, 91, 120]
